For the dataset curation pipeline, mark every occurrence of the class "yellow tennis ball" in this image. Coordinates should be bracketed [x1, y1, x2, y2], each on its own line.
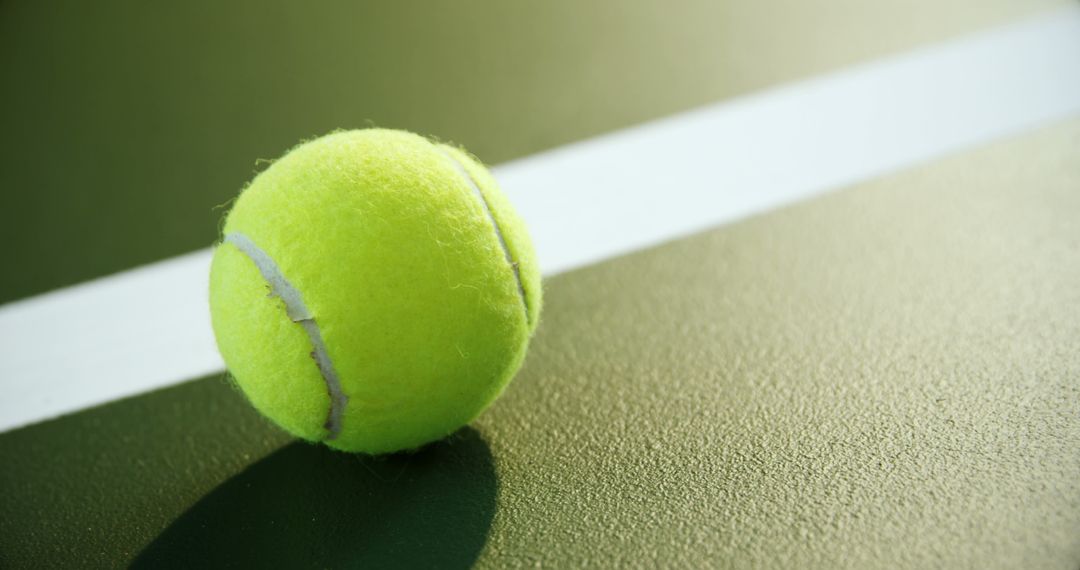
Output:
[209, 129, 541, 454]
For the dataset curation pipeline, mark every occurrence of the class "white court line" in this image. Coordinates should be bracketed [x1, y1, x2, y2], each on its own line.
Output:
[1, 6, 1079, 433]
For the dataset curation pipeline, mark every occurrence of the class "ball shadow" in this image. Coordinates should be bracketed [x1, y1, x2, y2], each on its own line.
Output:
[133, 428, 497, 569]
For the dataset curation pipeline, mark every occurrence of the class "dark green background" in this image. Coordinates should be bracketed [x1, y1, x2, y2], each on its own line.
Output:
[0, 0, 1054, 303]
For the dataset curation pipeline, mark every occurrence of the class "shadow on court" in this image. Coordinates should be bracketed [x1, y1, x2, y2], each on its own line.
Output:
[133, 427, 497, 569]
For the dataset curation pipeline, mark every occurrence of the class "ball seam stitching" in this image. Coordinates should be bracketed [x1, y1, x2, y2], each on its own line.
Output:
[439, 148, 530, 323]
[223, 232, 348, 440]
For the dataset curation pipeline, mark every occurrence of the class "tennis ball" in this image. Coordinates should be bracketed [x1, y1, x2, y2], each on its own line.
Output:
[209, 129, 541, 455]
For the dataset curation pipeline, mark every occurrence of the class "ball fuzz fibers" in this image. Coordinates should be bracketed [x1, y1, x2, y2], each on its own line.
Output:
[209, 129, 541, 454]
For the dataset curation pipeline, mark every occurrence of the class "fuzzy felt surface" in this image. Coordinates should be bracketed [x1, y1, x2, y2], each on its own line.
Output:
[209, 129, 539, 454]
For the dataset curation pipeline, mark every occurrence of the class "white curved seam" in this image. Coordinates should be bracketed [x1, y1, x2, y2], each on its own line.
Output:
[440, 149, 530, 321]
[223, 232, 348, 439]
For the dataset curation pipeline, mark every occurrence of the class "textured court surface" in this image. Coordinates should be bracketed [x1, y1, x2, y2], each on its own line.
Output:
[1, 1, 1078, 568]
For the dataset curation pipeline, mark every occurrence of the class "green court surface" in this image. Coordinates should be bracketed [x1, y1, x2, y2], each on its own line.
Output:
[1, 1, 1078, 568]
[4, 117, 1079, 568]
